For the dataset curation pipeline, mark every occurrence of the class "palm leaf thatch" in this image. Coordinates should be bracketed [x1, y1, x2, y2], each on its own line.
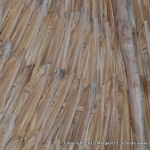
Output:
[0, 0, 150, 149]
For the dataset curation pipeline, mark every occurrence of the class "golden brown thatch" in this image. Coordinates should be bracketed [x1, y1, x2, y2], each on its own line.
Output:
[0, 0, 150, 149]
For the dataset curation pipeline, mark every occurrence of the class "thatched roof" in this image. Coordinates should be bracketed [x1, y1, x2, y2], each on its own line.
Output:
[0, 0, 150, 149]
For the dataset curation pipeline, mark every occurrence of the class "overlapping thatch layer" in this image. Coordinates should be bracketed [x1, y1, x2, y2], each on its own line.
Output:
[0, 0, 150, 149]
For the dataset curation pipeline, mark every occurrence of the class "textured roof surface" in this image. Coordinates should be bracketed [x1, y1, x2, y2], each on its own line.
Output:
[0, 0, 150, 149]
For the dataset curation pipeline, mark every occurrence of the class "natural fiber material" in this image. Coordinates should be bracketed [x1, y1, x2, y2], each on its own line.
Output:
[0, 0, 150, 149]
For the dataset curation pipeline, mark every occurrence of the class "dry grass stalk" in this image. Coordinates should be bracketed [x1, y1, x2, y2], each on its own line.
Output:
[0, 0, 3, 32]
[112, 1, 146, 149]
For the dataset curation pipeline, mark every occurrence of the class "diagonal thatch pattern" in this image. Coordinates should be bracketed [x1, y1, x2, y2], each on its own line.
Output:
[0, 0, 150, 149]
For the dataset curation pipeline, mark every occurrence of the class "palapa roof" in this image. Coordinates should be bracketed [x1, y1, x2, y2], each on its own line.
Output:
[0, 0, 150, 149]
